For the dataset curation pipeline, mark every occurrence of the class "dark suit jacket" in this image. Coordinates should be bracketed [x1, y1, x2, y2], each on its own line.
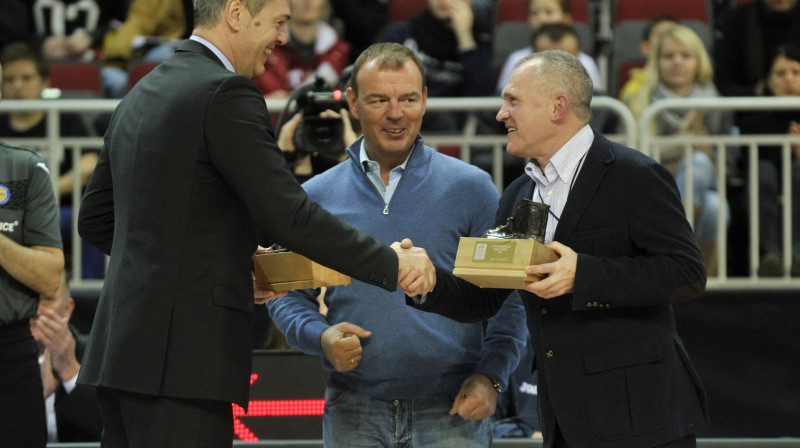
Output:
[54, 327, 102, 442]
[78, 40, 399, 407]
[411, 130, 709, 448]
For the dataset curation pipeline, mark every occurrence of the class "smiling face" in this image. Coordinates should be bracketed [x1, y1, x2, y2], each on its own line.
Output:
[658, 36, 698, 93]
[346, 59, 426, 167]
[289, 0, 326, 25]
[768, 55, 800, 96]
[497, 61, 558, 161]
[233, 0, 290, 78]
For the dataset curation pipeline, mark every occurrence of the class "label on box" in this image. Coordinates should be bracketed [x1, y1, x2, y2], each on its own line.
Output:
[473, 241, 516, 263]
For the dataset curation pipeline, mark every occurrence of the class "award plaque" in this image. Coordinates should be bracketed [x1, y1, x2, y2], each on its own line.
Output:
[252, 249, 350, 291]
[453, 199, 559, 289]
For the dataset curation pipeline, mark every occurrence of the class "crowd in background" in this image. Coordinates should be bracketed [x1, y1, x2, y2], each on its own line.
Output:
[2, 0, 800, 443]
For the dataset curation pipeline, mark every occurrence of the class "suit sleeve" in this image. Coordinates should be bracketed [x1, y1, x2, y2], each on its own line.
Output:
[571, 158, 706, 308]
[78, 140, 114, 255]
[204, 76, 398, 291]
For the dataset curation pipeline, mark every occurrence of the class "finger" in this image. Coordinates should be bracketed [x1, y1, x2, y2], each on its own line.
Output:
[449, 395, 462, 415]
[400, 238, 414, 249]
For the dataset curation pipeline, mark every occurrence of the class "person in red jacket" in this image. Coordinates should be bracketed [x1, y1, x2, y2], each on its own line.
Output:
[253, 0, 350, 98]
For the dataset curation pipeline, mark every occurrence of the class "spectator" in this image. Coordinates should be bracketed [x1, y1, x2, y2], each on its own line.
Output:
[253, 0, 351, 99]
[618, 14, 681, 102]
[496, 0, 602, 94]
[737, 44, 800, 277]
[0, 58, 65, 448]
[100, 0, 193, 97]
[0, 42, 104, 279]
[32, 0, 127, 62]
[625, 24, 732, 274]
[491, 334, 541, 440]
[329, 0, 388, 62]
[268, 42, 526, 447]
[381, 0, 495, 133]
[715, 0, 800, 97]
[30, 274, 102, 442]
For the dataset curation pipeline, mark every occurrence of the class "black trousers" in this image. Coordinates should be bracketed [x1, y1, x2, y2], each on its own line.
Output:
[96, 386, 233, 448]
[0, 322, 46, 448]
[553, 421, 697, 448]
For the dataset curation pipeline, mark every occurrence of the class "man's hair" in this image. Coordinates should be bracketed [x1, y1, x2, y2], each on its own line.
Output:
[514, 50, 593, 122]
[194, 0, 273, 28]
[349, 43, 426, 97]
[0, 41, 49, 80]
[530, 23, 581, 50]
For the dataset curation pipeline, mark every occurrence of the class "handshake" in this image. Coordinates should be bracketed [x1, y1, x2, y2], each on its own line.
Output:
[391, 238, 436, 296]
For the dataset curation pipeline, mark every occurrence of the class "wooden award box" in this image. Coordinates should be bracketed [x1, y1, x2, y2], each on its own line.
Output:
[252, 252, 350, 291]
[453, 237, 559, 289]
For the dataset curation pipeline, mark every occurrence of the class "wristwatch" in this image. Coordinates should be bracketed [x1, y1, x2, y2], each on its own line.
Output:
[490, 377, 504, 393]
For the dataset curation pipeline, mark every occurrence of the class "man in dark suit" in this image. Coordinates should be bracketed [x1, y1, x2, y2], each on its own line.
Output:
[31, 275, 102, 443]
[406, 50, 709, 448]
[76, 0, 435, 446]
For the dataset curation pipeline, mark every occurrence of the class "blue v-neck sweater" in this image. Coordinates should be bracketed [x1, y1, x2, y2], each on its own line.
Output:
[268, 137, 526, 399]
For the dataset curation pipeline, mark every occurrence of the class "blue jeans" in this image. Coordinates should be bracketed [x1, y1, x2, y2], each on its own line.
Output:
[323, 387, 492, 448]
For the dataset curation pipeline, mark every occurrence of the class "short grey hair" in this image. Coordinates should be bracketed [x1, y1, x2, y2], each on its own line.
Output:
[514, 50, 593, 122]
[193, 0, 273, 28]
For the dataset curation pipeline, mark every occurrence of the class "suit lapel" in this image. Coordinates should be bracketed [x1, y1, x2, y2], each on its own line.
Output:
[554, 130, 615, 242]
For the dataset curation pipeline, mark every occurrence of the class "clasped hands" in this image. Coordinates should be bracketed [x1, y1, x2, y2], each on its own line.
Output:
[392, 238, 436, 296]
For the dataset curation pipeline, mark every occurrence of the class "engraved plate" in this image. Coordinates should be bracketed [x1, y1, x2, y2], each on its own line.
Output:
[473, 241, 516, 263]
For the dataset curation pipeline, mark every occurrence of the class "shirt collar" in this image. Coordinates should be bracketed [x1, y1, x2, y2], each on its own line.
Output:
[358, 138, 415, 174]
[190, 35, 236, 73]
[526, 124, 594, 186]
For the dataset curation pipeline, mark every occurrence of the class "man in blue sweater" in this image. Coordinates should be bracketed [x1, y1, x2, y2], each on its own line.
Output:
[267, 42, 526, 447]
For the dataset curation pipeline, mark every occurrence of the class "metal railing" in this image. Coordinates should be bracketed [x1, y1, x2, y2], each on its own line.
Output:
[2, 96, 798, 291]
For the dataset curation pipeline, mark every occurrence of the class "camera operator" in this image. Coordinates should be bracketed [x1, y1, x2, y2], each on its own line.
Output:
[278, 108, 358, 183]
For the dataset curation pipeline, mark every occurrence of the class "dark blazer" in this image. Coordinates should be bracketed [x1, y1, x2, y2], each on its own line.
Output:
[78, 40, 399, 407]
[411, 130, 709, 448]
[54, 327, 102, 442]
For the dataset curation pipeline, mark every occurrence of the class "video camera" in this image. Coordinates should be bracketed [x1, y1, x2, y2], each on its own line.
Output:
[290, 78, 349, 155]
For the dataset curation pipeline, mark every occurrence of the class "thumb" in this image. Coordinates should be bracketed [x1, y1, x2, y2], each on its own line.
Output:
[338, 322, 372, 339]
[400, 238, 414, 250]
[449, 394, 461, 415]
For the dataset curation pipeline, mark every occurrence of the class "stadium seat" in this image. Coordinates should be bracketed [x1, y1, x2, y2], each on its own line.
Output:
[48, 61, 102, 96]
[127, 60, 160, 91]
[388, 0, 428, 23]
[614, 0, 709, 23]
[497, 0, 527, 23]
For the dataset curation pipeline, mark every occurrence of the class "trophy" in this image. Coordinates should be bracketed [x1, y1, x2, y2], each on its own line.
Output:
[252, 244, 350, 291]
[452, 199, 559, 288]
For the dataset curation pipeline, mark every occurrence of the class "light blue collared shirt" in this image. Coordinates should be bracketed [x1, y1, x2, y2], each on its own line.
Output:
[189, 35, 236, 73]
[359, 139, 414, 205]
[525, 124, 594, 243]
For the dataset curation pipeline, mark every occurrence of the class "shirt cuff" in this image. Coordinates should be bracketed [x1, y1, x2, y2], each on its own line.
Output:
[62, 373, 79, 394]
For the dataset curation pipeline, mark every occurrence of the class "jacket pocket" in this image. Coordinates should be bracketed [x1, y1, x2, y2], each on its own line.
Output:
[583, 336, 669, 439]
[212, 284, 254, 315]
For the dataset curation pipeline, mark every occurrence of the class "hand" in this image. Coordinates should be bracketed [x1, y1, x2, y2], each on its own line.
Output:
[252, 246, 287, 304]
[449, 0, 476, 50]
[522, 241, 577, 299]
[30, 308, 79, 382]
[65, 31, 92, 55]
[320, 322, 371, 372]
[449, 374, 497, 421]
[42, 36, 69, 59]
[391, 238, 436, 296]
[320, 108, 359, 148]
[39, 349, 59, 398]
[277, 112, 303, 152]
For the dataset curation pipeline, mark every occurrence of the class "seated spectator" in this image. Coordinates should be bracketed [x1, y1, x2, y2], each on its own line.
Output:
[32, 0, 127, 62]
[252, 0, 351, 99]
[0, 42, 104, 279]
[496, 0, 602, 94]
[381, 0, 495, 133]
[715, 0, 800, 97]
[625, 24, 732, 274]
[618, 14, 681, 102]
[329, 0, 387, 62]
[492, 331, 541, 440]
[737, 44, 800, 277]
[30, 274, 102, 442]
[100, 0, 192, 97]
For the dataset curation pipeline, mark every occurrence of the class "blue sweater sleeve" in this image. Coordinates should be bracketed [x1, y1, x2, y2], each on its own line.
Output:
[464, 168, 526, 391]
[267, 287, 330, 356]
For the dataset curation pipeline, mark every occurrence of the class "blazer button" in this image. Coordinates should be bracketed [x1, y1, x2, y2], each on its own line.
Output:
[545, 350, 554, 359]
[380, 278, 387, 286]
[540, 307, 548, 315]
[586, 302, 594, 308]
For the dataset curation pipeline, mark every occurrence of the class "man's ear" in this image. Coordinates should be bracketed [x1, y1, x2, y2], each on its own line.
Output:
[551, 93, 570, 121]
[345, 87, 360, 120]
[225, 0, 245, 30]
